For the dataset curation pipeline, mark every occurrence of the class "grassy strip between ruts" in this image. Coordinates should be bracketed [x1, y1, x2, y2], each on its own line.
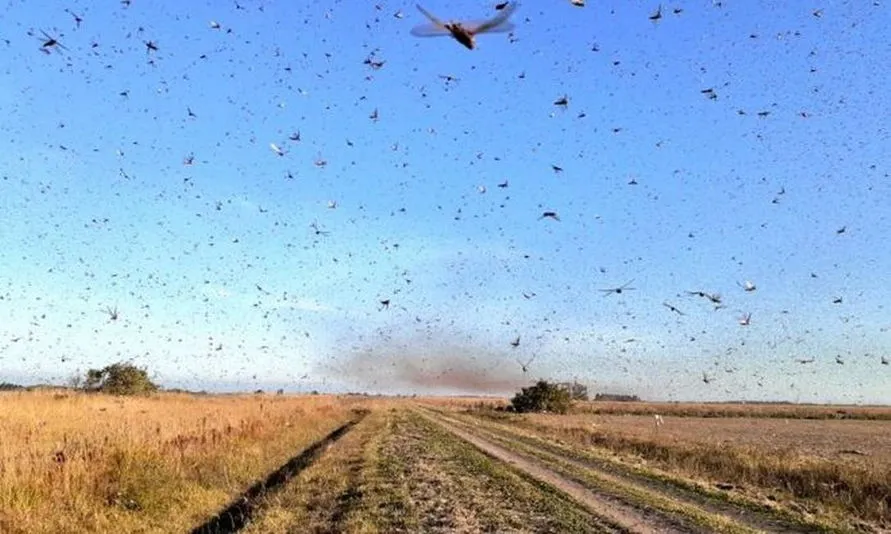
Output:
[442, 407, 874, 533]
[240, 408, 388, 533]
[369, 408, 623, 533]
[426, 408, 844, 534]
[260, 406, 622, 533]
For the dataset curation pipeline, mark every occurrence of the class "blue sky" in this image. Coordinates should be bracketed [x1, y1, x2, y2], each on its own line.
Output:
[1, 0, 889, 403]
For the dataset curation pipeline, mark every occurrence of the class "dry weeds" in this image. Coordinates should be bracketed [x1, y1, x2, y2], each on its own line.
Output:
[247, 405, 605, 533]
[0, 390, 367, 533]
[353, 409, 602, 533]
[465, 407, 891, 528]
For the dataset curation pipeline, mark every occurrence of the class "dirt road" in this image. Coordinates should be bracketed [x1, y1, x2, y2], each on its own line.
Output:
[418, 408, 824, 534]
[223, 406, 841, 533]
[422, 412, 696, 534]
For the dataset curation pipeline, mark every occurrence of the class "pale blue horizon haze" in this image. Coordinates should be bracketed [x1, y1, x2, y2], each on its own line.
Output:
[1, 0, 889, 403]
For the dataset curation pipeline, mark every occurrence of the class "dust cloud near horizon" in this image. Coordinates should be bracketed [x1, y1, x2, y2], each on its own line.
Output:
[327, 338, 532, 395]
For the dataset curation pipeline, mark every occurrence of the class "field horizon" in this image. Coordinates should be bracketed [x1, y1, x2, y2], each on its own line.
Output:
[2, 389, 889, 533]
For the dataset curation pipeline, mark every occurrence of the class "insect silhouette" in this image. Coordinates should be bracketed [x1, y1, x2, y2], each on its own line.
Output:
[649, 4, 662, 21]
[663, 302, 684, 315]
[38, 30, 68, 54]
[686, 290, 722, 305]
[309, 221, 329, 236]
[599, 280, 636, 297]
[102, 306, 119, 321]
[411, 3, 518, 50]
[65, 10, 84, 29]
[510, 336, 520, 348]
[738, 280, 757, 292]
[516, 354, 536, 373]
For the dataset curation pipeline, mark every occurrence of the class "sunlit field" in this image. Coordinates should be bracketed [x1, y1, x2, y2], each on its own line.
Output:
[0, 390, 369, 533]
[447, 400, 891, 528]
[3, 392, 890, 532]
[571, 400, 891, 420]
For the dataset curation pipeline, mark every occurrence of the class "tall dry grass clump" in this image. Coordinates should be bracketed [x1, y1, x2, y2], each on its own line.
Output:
[0, 390, 368, 534]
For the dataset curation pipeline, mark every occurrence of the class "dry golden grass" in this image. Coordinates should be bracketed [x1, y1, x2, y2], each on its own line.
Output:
[0, 390, 369, 534]
[421, 396, 891, 420]
[466, 407, 891, 527]
[414, 396, 505, 411]
[422, 396, 891, 420]
[245, 405, 605, 533]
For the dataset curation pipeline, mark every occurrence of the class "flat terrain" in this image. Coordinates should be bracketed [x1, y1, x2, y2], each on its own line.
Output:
[2, 392, 889, 533]
[528, 413, 891, 469]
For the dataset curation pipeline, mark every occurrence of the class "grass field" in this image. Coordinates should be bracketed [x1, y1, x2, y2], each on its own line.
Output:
[2, 391, 889, 533]
[0, 390, 368, 533]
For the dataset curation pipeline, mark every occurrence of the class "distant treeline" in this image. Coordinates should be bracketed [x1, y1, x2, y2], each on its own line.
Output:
[594, 393, 641, 402]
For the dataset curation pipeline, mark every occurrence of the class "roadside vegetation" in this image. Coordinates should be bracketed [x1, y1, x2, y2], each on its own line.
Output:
[0, 389, 366, 533]
[461, 404, 891, 529]
[510, 380, 574, 414]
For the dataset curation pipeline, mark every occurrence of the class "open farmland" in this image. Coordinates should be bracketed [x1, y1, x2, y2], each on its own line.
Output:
[441, 401, 891, 532]
[0, 391, 370, 533]
[3, 392, 889, 533]
[4, 0, 890, 532]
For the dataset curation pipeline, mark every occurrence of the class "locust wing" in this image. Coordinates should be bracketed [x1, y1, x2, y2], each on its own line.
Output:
[411, 5, 452, 37]
[468, 2, 518, 34]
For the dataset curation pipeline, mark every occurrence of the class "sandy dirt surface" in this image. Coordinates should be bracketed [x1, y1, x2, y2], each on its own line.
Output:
[423, 413, 699, 534]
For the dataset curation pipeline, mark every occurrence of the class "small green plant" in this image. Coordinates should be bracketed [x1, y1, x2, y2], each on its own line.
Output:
[510, 380, 572, 414]
[82, 362, 158, 396]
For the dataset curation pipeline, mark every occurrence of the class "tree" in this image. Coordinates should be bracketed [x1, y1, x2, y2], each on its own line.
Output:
[81, 362, 158, 395]
[510, 380, 572, 414]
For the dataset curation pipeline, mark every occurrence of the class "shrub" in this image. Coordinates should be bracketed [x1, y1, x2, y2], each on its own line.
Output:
[82, 362, 159, 396]
[510, 380, 572, 414]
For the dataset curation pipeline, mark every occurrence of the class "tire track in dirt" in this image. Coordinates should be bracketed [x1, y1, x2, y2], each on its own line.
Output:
[368, 409, 619, 533]
[431, 410, 819, 534]
[191, 410, 368, 534]
[417, 409, 697, 534]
